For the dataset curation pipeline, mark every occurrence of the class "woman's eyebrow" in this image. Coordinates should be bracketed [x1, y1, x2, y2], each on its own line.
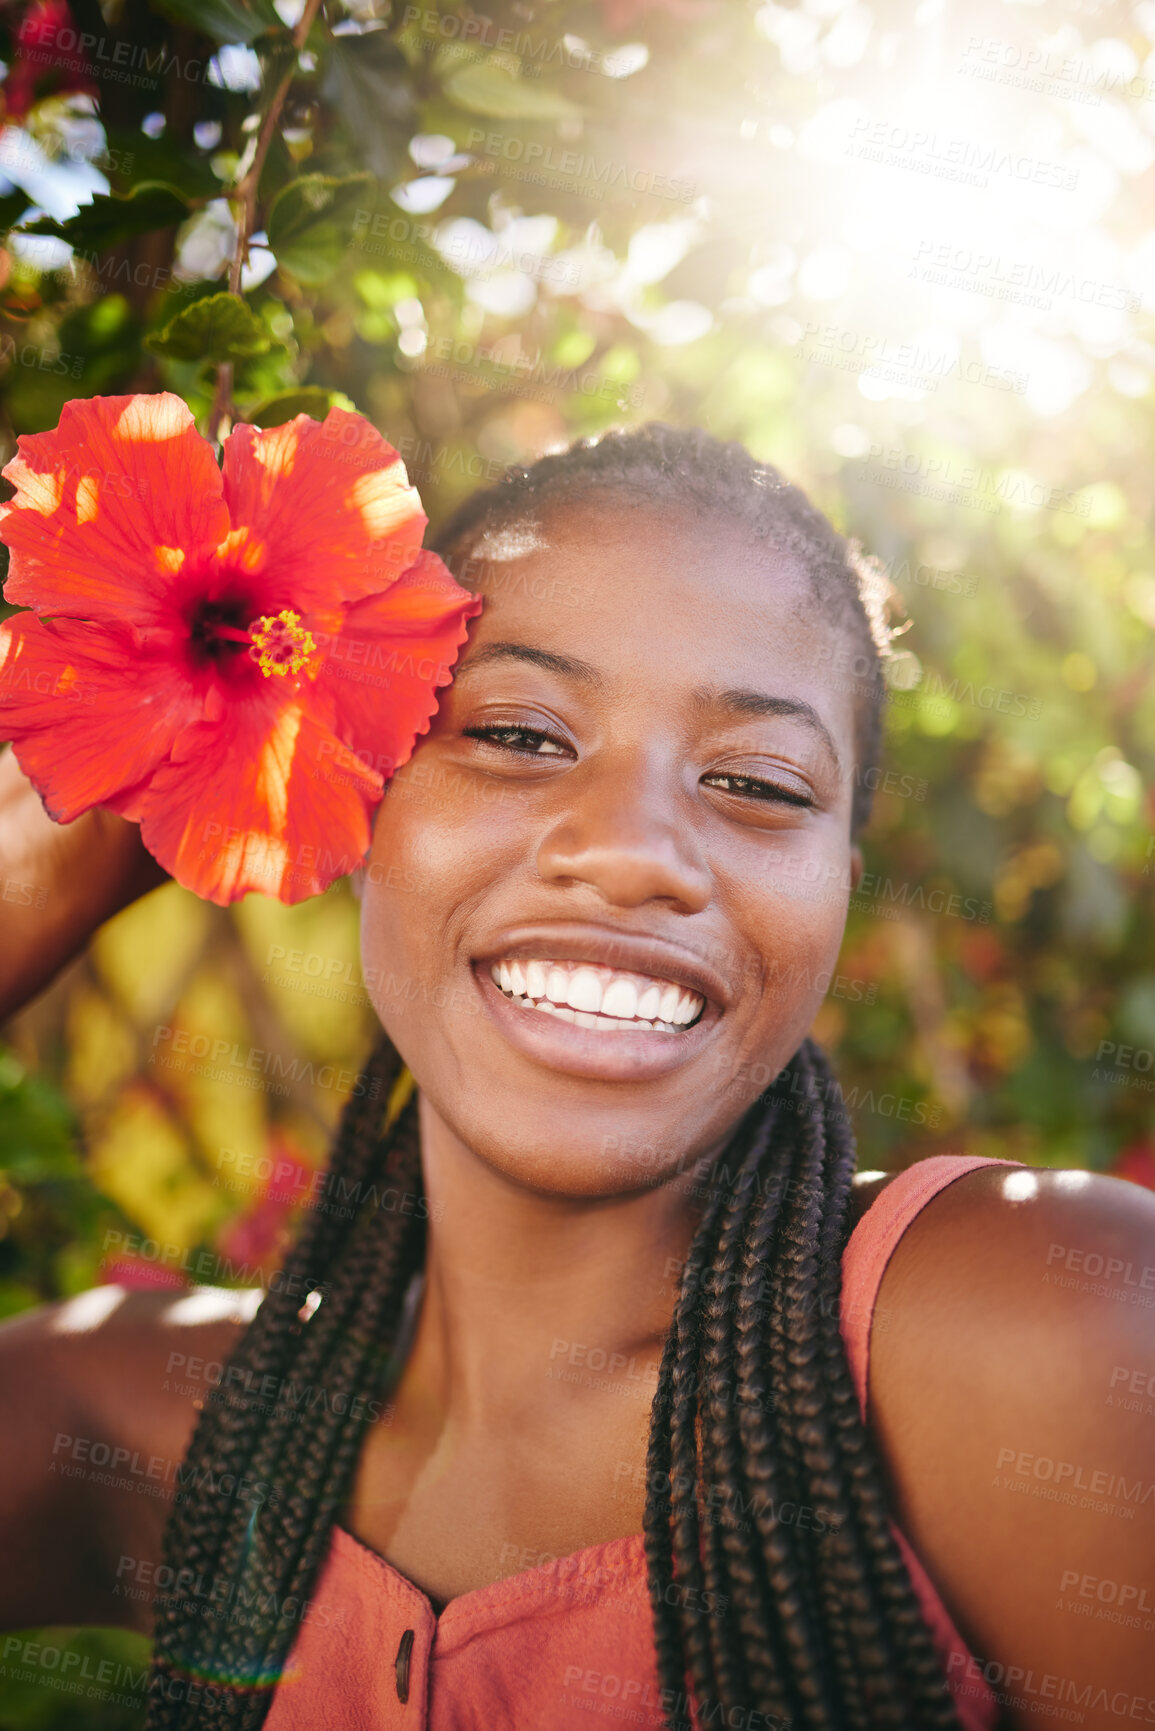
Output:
[692, 686, 843, 772]
[452, 641, 605, 686]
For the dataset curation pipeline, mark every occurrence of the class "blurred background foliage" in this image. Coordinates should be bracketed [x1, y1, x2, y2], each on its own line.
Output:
[1, 0, 1155, 1712]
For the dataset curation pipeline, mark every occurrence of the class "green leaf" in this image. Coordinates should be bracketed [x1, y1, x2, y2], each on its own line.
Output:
[20, 182, 192, 251]
[243, 386, 347, 427]
[0, 189, 32, 238]
[319, 31, 417, 179]
[150, 0, 283, 45]
[147, 292, 273, 364]
[442, 56, 583, 120]
[267, 173, 375, 286]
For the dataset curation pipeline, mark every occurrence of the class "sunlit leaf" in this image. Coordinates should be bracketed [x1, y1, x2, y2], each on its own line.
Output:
[244, 386, 344, 426]
[150, 0, 283, 45]
[21, 182, 192, 250]
[267, 172, 375, 285]
[320, 31, 417, 179]
[442, 57, 583, 120]
[147, 291, 273, 363]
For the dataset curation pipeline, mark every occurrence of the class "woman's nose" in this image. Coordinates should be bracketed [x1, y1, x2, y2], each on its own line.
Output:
[534, 750, 712, 913]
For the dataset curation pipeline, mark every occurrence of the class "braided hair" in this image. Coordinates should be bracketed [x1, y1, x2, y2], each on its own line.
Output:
[146, 426, 961, 1730]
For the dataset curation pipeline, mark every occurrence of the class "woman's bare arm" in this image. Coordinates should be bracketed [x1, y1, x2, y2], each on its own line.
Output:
[0, 744, 170, 1022]
[871, 1165, 1155, 1731]
[0, 1287, 254, 1633]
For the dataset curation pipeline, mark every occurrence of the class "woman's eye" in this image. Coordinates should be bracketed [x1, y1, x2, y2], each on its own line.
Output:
[702, 771, 813, 807]
[463, 723, 570, 757]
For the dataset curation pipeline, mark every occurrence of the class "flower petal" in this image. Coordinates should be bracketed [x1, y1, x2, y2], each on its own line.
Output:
[220, 409, 428, 613]
[0, 612, 199, 821]
[137, 697, 384, 906]
[0, 394, 230, 627]
[312, 550, 482, 777]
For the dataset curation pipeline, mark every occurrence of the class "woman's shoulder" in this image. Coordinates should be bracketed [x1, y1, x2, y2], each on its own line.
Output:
[862, 1162, 1155, 1730]
[1, 1281, 259, 1434]
[0, 1284, 258, 1632]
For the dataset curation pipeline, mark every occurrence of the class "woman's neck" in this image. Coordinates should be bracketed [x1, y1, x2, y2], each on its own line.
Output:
[408, 1089, 710, 1424]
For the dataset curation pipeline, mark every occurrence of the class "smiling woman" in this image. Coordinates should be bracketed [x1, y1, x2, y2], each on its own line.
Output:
[1, 425, 1154, 1731]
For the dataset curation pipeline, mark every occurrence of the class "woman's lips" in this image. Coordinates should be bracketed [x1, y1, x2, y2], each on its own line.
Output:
[472, 961, 720, 1082]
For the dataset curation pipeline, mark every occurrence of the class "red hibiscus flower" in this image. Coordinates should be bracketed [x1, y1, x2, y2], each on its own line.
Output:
[0, 394, 481, 904]
[3, 0, 98, 120]
[1113, 1138, 1155, 1192]
[217, 1132, 317, 1268]
[599, 0, 716, 34]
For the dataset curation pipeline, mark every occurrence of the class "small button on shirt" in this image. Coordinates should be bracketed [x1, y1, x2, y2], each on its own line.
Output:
[264, 1526, 666, 1730]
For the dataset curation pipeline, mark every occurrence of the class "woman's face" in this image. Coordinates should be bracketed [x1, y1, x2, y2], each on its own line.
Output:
[361, 496, 863, 1197]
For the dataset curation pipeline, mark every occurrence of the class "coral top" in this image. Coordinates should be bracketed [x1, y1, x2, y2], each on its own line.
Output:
[264, 1154, 1017, 1730]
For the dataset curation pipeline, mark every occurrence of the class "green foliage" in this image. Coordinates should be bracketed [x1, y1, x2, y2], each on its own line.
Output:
[149, 0, 281, 43]
[22, 183, 193, 249]
[441, 54, 585, 120]
[318, 33, 417, 180]
[244, 385, 342, 425]
[266, 173, 375, 285]
[147, 291, 272, 363]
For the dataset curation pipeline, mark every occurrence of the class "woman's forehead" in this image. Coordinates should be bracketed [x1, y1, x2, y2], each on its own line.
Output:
[450, 499, 855, 744]
[458, 497, 820, 649]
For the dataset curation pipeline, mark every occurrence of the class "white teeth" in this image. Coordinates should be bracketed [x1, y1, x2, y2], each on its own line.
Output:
[489, 957, 706, 1032]
[566, 967, 603, 1013]
[602, 977, 638, 1019]
[525, 959, 548, 999]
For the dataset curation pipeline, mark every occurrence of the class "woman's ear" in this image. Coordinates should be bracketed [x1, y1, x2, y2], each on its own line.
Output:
[849, 844, 864, 891]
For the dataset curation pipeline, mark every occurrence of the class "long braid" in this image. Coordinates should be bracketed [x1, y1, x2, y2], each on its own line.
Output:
[647, 1045, 962, 1730]
[147, 423, 964, 1729]
[146, 1039, 424, 1727]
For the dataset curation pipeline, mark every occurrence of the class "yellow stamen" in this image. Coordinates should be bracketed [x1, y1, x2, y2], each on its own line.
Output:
[248, 609, 317, 679]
